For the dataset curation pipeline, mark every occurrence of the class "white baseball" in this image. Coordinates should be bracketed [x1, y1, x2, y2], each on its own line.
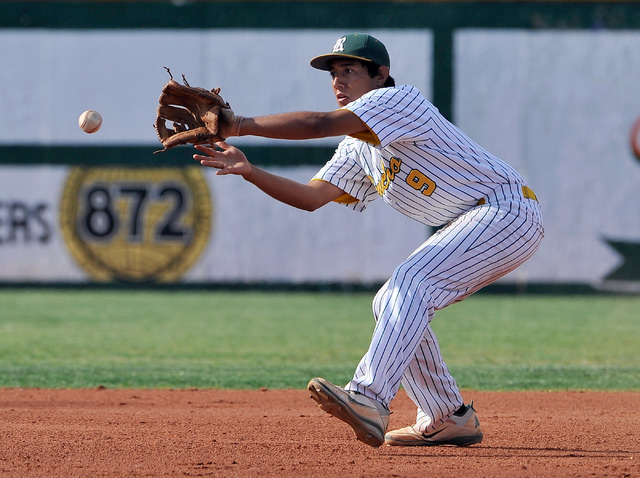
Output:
[78, 110, 102, 134]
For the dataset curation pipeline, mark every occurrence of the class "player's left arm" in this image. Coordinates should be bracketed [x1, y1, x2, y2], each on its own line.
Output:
[193, 141, 345, 211]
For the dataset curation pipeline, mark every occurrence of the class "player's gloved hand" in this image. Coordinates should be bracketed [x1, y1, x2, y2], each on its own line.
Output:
[154, 68, 241, 153]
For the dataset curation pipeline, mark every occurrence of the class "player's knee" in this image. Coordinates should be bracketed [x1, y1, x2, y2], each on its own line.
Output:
[387, 263, 437, 301]
[372, 281, 391, 321]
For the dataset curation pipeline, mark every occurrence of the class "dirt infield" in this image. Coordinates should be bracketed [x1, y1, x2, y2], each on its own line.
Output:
[1, 388, 638, 477]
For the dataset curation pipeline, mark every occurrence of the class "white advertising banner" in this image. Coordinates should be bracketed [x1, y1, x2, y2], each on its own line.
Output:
[2, 27, 640, 287]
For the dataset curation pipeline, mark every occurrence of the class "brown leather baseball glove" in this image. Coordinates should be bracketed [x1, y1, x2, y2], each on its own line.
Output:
[154, 68, 241, 153]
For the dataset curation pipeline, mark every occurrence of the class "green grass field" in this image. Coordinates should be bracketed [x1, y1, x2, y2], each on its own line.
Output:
[1, 289, 638, 390]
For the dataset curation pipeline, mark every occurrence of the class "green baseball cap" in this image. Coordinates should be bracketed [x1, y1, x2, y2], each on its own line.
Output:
[310, 33, 390, 71]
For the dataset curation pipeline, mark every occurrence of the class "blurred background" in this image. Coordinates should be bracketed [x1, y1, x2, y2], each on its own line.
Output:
[1, 0, 639, 292]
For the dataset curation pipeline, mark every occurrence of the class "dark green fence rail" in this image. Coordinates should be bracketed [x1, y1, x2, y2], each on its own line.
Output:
[0, 145, 337, 167]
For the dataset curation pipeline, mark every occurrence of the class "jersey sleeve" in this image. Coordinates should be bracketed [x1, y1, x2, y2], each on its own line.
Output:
[313, 139, 379, 212]
[344, 85, 428, 148]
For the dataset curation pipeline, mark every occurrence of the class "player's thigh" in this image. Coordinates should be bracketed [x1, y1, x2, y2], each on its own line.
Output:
[406, 204, 540, 290]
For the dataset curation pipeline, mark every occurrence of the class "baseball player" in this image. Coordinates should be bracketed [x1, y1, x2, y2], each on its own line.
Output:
[193, 33, 544, 448]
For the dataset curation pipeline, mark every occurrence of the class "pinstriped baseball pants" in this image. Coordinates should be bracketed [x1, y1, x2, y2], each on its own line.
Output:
[346, 189, 544, 433]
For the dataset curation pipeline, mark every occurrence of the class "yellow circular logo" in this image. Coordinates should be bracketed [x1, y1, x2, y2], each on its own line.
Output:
[60, 167, 212, 283]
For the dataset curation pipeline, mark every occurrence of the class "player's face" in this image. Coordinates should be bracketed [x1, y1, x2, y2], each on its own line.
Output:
[329, 60, 379, 107]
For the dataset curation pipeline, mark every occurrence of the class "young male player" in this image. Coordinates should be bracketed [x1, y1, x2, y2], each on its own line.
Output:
[193, 33, 544, 448]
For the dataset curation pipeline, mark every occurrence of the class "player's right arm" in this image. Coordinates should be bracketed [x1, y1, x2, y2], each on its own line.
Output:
[193, 142, 345, 211]
[224, 109, 369, 140]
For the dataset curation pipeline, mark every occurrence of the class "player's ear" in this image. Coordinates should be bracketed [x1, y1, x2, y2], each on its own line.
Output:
[376, 66, 390, 87]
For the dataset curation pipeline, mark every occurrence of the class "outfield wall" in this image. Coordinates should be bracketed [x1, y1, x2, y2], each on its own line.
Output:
[1, 1, 640, 291]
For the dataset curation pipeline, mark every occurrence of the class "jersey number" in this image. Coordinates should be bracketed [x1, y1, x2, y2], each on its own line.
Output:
[406, 169, 436, 197]
[373, 157, 437, 197]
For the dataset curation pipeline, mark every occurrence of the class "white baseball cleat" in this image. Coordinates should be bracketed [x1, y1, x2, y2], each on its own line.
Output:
[385, 402, 483, 447]
[307, 377, 390, 448]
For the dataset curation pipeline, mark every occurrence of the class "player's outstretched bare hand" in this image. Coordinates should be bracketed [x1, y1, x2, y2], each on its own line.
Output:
[193, 142, 252, 177]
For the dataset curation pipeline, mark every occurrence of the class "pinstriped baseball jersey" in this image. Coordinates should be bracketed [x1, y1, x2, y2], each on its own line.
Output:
[314, 85, 528, 226]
